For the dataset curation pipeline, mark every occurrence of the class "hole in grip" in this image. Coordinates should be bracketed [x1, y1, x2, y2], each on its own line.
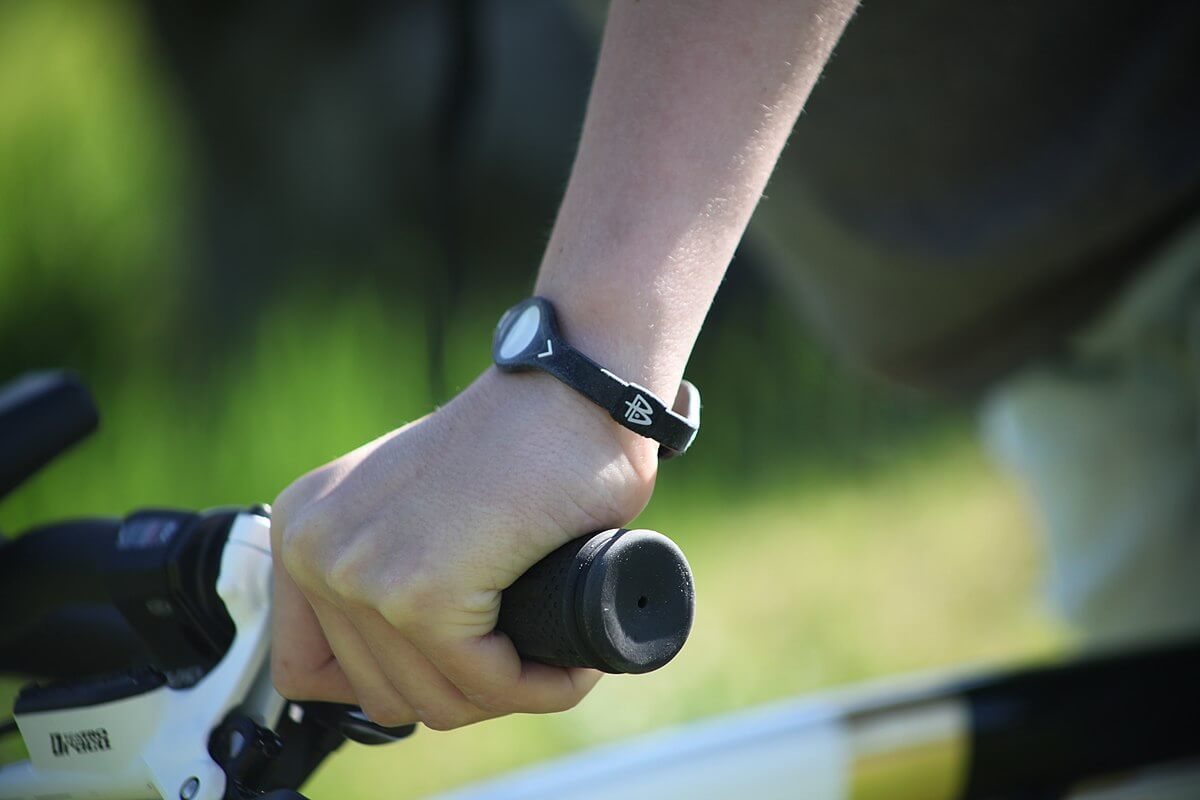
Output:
[496, 529, 694, 674]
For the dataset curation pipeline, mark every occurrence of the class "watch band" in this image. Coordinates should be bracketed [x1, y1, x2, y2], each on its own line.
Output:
[492, 297, 700, 458]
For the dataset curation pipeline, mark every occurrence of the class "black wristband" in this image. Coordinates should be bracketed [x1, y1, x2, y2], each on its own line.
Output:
[492, 297, 700, 458]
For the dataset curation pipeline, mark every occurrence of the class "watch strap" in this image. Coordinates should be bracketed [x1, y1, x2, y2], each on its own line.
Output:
[492, 297, 700, 458]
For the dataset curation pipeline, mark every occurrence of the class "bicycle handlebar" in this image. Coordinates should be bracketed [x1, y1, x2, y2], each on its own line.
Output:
[0, 374, 695, 800]
[500, 528, 694, 674]
[0, 371, 98, 502]
[0, 511, 694, 678]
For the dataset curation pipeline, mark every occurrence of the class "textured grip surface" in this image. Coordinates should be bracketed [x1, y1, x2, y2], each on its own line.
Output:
[496, 529, 694, 674]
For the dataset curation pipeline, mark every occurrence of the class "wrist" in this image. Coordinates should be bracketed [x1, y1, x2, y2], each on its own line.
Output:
[467, 366, 660, 496]
[493, 295, 699, 459]
[532, 280, 689, 403]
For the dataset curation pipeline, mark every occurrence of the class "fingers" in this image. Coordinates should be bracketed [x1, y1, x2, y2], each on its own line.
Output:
[307, 596, 418, 727]
[265, 406, 621, 732]
[277, 589, 600, 728]
[351, 610, 500, 731]
[270, 547, 357, 704]
[398, 619, 604, 717]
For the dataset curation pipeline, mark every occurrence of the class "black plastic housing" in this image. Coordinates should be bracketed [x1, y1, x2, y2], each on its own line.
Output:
[0, 510, 239, 680]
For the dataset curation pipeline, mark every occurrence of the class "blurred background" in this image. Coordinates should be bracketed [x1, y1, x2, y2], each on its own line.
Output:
[0, 2, 1064, 796]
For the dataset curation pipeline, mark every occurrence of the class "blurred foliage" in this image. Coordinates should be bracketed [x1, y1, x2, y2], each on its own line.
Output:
[0, 2, 1061, 795]
[0, 0, 954, 500]
[0, 0, 187, 373]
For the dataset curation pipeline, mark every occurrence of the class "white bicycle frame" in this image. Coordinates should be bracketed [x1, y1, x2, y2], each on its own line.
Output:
[433, 680, 1200, 800]
[436, 676, 966, 800]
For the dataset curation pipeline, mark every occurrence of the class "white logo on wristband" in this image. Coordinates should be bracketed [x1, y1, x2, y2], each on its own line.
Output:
[624, 394, 654, 426]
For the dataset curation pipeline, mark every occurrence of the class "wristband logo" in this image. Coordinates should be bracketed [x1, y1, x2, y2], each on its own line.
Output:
[624, 394, 654, 426]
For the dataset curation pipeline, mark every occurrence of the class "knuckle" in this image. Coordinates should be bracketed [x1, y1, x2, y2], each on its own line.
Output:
[270, 487, 300, 530]
[272, 469, 330, 526]
[324, 552, 371, 605]
[419, 709, 472, 732]
[278, 510, 328, 580]
[421, 718, 457, 732]
[270, 657, 311, 700]
[377, 573, 440, 630]
[464, 687, 512, 714]
[359, 698, 412, 728]
[549, 691, 586, 713]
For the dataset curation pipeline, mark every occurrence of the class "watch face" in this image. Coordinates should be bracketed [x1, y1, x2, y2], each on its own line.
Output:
[497, 302, 542, 360]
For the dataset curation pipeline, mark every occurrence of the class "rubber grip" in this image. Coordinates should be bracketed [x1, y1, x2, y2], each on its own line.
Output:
[0, 371, 98, 501]
[495, 529, 694, 674]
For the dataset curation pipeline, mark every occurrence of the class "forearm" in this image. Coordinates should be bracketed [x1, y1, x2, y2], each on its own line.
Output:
[272, 2, 861, 724]
[536, 0, 857, 401]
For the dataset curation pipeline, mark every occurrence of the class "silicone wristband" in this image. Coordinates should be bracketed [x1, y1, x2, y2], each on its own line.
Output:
[492, 297, 700, 458]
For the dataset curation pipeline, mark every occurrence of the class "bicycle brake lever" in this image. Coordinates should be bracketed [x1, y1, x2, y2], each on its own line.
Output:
[315, 703, 417, 746]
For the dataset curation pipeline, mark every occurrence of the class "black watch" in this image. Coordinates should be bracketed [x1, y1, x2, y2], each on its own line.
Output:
[492, 297, 700, 458]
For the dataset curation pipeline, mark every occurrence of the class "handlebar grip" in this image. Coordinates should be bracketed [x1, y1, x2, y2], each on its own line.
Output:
[495, 529, 694, 674]
[0, 371, 98, 501]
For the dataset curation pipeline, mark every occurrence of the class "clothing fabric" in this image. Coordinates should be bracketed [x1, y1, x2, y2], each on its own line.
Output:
[753, 0, 1200, 393]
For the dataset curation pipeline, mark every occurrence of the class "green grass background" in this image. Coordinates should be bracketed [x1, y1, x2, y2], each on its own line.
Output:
[0, 2, 1065, 796]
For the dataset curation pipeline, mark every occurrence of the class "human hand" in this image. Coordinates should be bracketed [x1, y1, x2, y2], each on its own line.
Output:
[268, 368, 657, 730]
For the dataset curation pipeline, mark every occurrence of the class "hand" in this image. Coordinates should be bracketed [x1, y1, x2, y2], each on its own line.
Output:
[268, 368, 657, 730]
